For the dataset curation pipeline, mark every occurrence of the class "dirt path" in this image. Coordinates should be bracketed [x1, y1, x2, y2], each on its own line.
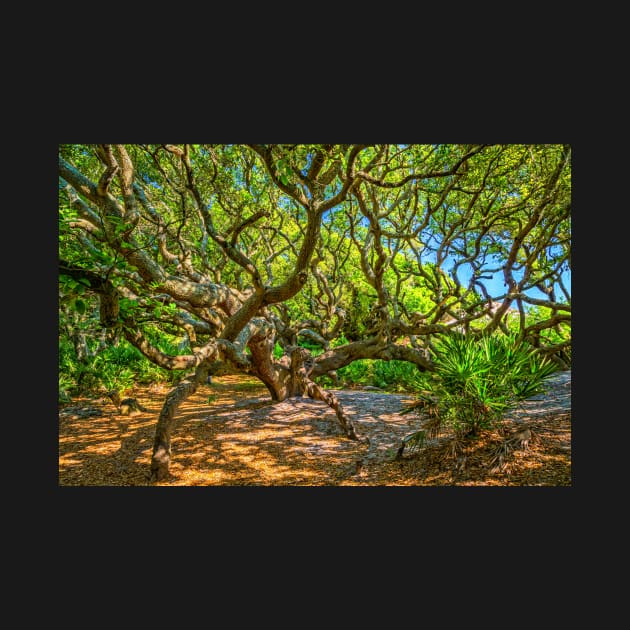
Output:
[58, 372, 571, 486]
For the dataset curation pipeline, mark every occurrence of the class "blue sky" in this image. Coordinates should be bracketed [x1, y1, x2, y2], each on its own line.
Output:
[451, 259, 571, 306]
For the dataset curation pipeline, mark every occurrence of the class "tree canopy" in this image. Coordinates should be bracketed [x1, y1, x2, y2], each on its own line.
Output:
[59, 144, 571, 480]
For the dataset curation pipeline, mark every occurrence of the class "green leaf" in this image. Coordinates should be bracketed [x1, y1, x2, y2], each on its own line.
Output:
[74, 298, 86, 314]
[401, 429, 426, 453]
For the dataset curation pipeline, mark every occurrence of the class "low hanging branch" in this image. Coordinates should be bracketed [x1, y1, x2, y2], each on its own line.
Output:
[290, 347, 359, 440]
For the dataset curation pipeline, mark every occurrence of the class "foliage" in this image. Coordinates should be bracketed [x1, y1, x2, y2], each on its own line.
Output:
[58, 371, 75, 403]
[324, 359, 424, 391]
[58, 144, 571, 401]
[59, 331, 188, 399]
[400, 331, 560, 443]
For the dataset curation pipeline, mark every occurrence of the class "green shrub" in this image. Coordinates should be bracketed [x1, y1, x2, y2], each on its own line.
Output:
[401, 331, 560, 441]
[336, 360, 372, 386]
[323, 358, 427, 391]
[58, 372, 75, 403]
[58, 332, 188, 399]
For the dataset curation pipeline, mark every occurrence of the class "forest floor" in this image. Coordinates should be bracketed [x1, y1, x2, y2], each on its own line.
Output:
[58, 371, 571, 486]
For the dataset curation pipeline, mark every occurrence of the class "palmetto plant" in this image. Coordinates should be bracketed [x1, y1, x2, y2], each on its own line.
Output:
[400, 331, 560, 452]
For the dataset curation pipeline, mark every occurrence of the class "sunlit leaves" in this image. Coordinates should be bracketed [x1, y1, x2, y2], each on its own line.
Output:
[59, 144, 570, 378]
[403, 331, 560, 438]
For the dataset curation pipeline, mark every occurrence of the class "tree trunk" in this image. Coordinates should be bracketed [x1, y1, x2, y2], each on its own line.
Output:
[150, 346, 365, 481]
[150, 338, 431, 479]
[150, 369, 207, 481]
[153, 335, 433, 480]
[71, 330, 90, 363]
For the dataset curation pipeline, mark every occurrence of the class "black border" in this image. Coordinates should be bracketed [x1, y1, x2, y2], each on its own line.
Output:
[53, 100, 578, 566]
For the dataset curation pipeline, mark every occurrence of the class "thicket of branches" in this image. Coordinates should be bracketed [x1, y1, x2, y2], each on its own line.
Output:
[59, 144, 571, 479]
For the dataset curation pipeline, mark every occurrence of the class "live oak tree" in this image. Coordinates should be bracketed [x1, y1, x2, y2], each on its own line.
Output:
[58, 144, 571, 481]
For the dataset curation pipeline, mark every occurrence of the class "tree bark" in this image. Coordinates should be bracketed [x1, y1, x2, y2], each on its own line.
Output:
[302, 377, 359, 440]
[150, 368, 208, 481]
[288, 346, 360, 440]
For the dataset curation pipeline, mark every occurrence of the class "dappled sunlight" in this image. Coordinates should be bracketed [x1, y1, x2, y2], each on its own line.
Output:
[59, 373, 570, 486]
